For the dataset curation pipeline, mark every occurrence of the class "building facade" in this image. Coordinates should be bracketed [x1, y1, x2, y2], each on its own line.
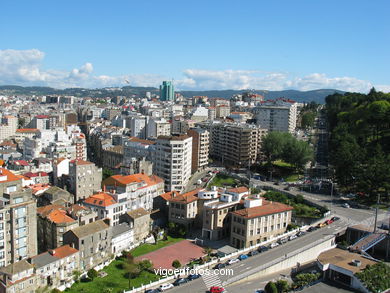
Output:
[152, 135, 192, 192]
[68, 160, 102, 202]
[187, 128, 209, 174]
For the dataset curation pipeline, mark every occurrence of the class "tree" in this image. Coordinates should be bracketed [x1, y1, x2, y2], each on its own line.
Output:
[275, 279, 289, 292]
[103, 168, 114, 180]
[87, 268, 98, 281]
[264, 281, 278, 293]
[124, 262, 141, 289]
[51, 289, 62, 293]
[137, 259, 153, 272]
[203, 247, 213, 256]
[72, 270, 82, 283]
[172, 259, 181, 268]
[301, 111, 316, 129]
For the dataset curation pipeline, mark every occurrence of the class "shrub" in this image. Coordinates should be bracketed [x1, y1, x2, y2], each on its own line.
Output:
[172, 259, 181, 269]
[87, 269, 98, 281]
[265, 281, 278, 293]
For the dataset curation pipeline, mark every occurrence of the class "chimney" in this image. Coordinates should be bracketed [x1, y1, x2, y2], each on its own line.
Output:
[103, 185, 106, 193]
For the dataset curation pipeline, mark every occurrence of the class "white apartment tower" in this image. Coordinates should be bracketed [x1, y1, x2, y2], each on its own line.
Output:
[153, 135, 192, 192]
[253, 98, 298, 133]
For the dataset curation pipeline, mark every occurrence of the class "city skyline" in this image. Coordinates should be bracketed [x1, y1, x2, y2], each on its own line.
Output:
[1, 0, 389, 92]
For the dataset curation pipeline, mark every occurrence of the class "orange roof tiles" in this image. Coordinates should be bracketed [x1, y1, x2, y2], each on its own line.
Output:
[47, 209, 75, 224]
[49, 244, 78, 258]
[16, 128, 39, 133]
[84, 192, 117, 207]
[103, 173, 163, 189]
[0, 168, 22, 183]
[227, 187, 249, 194]
[232, 201, 293, 219]
[70, 159, 92, 165]
[166, 188, 201, 203]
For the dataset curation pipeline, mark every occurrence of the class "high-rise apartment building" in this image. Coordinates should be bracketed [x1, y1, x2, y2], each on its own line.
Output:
[0, 116, 17, 141]
[159, 81, 175, 101]
[253, 98, 298, 133]
[207, 123, 267, 167]
[187, 128, 209, 174]
[153, 135, 192, 192]
[68, 160, 102, 202]
[0, 168, 37, 267]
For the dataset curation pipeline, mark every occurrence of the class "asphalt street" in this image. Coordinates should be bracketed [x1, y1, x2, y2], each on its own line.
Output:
[150, 185, 387, 293]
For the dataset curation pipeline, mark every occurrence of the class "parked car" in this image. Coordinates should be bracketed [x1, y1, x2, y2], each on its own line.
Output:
[380, 223, 389, 230]
[145, 289, 160, 293]
[159, 283, 174, 291]
[289, 234, 298, 241]
[270, 242, 280, 248]
[248, 250, 259, 256]
[238, 254, 249, 260]
[325, 219, 334, 225]
[258, 245, 269, 253]
[173, 278, 188, 286]
[226, 258, 240, 265]
[278, 237, 288, 244]
[317, 222, 327, 228]
[209, 286, 225, 293]
[331, 216, 340, 221]
[213, 263, 227, 269]
[307, 226, 318, 232]
[342, 203, 350, 208]
[296, 231, 306, 237]
[187, 274, 201, 281]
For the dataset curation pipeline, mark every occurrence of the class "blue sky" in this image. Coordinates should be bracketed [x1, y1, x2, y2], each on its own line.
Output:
[1, 0, 389, 91]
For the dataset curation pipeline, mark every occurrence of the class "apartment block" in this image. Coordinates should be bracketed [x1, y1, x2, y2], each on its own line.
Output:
[253, 98, 298, 133]
[0, 116, 18, 141]
[63, 219, 111, 271]
[166, 189, 200, 230]
[36, 205, 79, 253]
[68, 159, 102, 202]
[0, 260, 37, 293]
[102, 173, 164, 212]
[30, 245, 79, 291]
[0, 168, 37, 266]
[187, 128, 209, 174]
[230, 197, 293, 248]
[152, 135, 192, 192]
[202, 187, 249, 241]
[208, 123, 267, 167]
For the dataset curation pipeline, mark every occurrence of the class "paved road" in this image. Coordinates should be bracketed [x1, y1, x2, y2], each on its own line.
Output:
[150, 218, 351, 293]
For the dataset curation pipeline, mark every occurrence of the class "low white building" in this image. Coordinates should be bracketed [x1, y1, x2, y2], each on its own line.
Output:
[111, 223, 134, 255]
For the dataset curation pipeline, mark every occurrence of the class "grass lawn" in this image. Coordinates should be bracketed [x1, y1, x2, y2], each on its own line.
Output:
[130, 236, 184, 257]
[285, 173, 300, 182]
[208, 174, 237, 187]
[65, 259, 160, 293]
[273, 160, 294, 168]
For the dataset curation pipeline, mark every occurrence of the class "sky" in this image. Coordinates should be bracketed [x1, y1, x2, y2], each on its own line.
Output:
[1, 0, 389, 92]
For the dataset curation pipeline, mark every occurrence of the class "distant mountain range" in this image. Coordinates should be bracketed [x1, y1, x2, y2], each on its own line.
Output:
[0, 85, 345, 104]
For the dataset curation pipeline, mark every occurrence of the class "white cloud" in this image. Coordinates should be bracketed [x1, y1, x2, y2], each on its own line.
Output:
[0, 49, 388, 93]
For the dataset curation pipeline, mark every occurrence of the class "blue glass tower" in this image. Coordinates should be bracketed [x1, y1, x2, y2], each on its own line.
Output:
[159, 81, 175, 101]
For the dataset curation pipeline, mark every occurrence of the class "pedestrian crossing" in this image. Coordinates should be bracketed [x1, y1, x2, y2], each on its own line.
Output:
[202, 272, 228, 291]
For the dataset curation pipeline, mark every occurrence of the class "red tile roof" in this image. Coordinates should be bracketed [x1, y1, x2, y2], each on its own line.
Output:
[0, 168, 22, 183]
[49, 244, 78, 258]
[23, 171, 48, 178]
[70, 159, 93, 165]
[227, 187, 249, 194]
[103, 173, 163, 189]
[84, 192, 117, 207]
[231, 201, 293, 219]
[47, 209, 75, 224]
[166, 188, 201, 203]
[16, 128, 39, 133]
